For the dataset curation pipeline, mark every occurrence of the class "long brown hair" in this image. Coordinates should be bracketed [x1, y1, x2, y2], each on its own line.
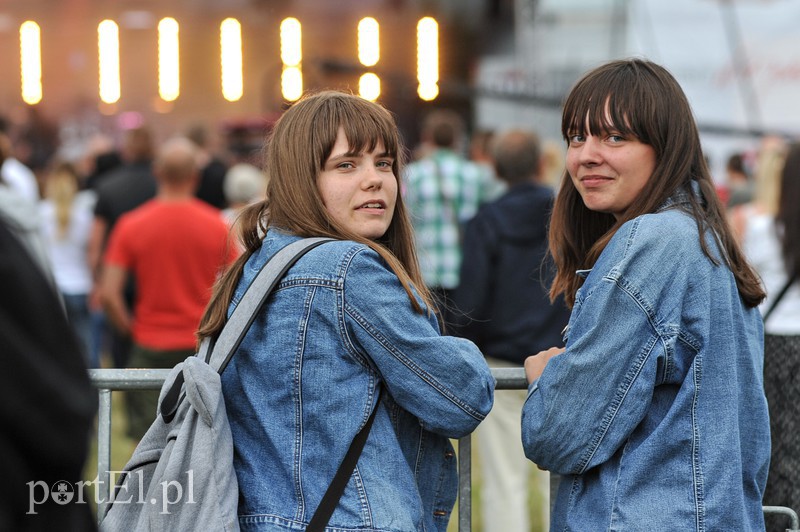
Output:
[549, 59, 765, 308]
[197, 90, 433, 341]
[778, 142, 800, 280]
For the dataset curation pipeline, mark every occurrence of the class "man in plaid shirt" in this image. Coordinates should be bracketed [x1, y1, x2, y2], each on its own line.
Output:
[404, 110, 504, 325]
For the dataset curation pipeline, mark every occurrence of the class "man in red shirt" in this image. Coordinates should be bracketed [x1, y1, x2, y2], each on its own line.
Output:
[100, 136, 238, 440]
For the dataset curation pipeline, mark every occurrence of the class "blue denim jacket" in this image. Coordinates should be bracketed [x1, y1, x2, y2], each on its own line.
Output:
[521, 194, 770, 531]
[221, 229, 494, 531]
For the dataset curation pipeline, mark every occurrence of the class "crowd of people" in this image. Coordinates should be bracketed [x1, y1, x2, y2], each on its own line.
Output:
[1, 56, 797, 531]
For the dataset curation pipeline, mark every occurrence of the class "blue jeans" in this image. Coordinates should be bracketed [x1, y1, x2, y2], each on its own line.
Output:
[61, 293, 96, 368]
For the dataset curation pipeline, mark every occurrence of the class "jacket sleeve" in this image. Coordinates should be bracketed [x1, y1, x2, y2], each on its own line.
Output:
[342, 249, 495, 439]
[521, 274, 665, 474]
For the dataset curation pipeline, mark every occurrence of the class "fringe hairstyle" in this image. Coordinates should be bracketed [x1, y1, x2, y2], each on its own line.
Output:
[197, 90, 434, 341]
[548, 58, 765, 308]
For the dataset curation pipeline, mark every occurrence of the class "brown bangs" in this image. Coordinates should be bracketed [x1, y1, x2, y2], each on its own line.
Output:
[561, 63, 651, 145]
[313, 95, 401, 172]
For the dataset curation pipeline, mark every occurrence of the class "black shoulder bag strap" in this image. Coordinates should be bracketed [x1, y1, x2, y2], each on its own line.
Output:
[762, 272, 797, 323]
[306, 387, 383, 532]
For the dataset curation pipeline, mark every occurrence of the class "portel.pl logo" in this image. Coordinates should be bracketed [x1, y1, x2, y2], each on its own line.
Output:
[27, 470, 195, 515]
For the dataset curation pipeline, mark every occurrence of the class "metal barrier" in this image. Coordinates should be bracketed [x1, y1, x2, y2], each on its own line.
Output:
[89, 367, 799, 531]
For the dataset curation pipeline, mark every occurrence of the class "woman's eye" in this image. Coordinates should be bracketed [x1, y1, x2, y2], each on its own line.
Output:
[568, 134, 584, 144]
[607, 134, 625, 143]
[377, 160, 393, 169]
[337, 162, 355, 169]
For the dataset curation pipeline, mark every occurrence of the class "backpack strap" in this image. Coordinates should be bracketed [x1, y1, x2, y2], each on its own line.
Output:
[208, 237, 335, 373]
[306, 387, 383, 532]
[160, 237, 333, 422]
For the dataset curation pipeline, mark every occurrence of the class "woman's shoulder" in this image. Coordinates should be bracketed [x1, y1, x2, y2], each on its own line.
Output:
[263, 231, 382, 276]
[616, 209, 699, 251]
[598, 209, 711, 281]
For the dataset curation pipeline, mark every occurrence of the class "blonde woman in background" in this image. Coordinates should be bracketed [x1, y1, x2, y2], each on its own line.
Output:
[39, 161, 97, 366]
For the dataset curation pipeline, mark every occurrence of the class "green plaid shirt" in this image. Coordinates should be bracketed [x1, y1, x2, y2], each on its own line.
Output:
[403, 149, 504, 289]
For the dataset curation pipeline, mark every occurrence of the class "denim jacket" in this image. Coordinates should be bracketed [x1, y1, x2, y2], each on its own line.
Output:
[521, 192, 770, 531]
[221, 229, 494, 531]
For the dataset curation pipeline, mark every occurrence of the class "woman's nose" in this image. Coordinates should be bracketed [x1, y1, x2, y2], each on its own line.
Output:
[362, 166, 382, 189]
[579, 137, 602, 166]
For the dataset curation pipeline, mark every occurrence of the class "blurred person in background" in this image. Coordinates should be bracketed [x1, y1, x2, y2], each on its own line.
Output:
[100, 137, 238, 440]
[187, 122, 229, 210]
[0, 115, 39, 203]
[221, 162, 268, 228]
[740, 140, 800, 531]
[39, 161, 97, 366]
[725, 152, 755, 209]
[451, 128, 570, 532]
[88, 125, 157, 368]
[404, 109, 504, 325]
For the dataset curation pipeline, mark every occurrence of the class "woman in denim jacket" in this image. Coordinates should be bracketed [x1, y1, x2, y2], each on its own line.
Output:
[197, 91, 494, 531]
[521, 59, 770, 531]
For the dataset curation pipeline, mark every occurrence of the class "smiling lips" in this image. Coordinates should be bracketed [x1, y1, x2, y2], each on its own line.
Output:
[358, 201, 386, 210]
[580, 175, 613, 187]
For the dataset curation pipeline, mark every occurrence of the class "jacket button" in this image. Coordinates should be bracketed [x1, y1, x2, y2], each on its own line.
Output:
[444, 450, 454, 459]
[433, 510, 448, 517]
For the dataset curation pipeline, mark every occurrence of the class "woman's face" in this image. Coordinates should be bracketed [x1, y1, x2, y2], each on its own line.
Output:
[318, 128, 397, 240]
[566, 124, 657, 220]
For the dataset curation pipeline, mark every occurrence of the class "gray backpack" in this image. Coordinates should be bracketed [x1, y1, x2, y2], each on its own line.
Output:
[101, 238, 342, 531]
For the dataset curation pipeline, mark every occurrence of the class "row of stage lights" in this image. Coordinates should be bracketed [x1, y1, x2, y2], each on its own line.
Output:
[18, 16, 440, 107]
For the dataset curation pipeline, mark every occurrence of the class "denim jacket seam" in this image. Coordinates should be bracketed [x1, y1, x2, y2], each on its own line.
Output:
[691, 351, 706, 532]
[351, 464, 374, 527]
[293, 282, 319, 523]
[576, 277, 660, 474]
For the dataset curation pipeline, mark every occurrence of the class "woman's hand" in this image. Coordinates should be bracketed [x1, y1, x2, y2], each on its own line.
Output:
[524, 347, 566, 384]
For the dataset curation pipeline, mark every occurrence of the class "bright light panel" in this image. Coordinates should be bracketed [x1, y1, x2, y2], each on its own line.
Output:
[158, 17, 180, 102]
[20, 21, 42, 105]
[417, 17, 439, 101]
[358, 17, 379, 67]
[281, 66, 302, 102]
[280, 18, 302, 67]
[358, 73, 381, 101]
[98, 20, 120, 104]
[220, 18, 243, 102]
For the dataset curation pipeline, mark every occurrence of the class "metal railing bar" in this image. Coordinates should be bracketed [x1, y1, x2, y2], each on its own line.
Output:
[88, 367, 798, 532]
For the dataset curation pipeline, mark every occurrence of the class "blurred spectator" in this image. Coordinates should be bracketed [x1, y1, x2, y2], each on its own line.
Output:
[80, 133, 123, 191]
[15, 106, 59, 175]
[451, 129, 569, 532]
[725, 152, 754, 209]
[0, 142, 51, 284]
[186, 123, 229, 209]
[0, 215, 97, 532]
[741, 140, 800, 532]
[100, 137, 238, 440]
[39, 161, 97, 367]
[729, 136, 787, 242]
[88, 125, 157, 368]
[403, 109, 504, 325]
[0, 115, 39, 203]
[221, 163, 268, 246]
